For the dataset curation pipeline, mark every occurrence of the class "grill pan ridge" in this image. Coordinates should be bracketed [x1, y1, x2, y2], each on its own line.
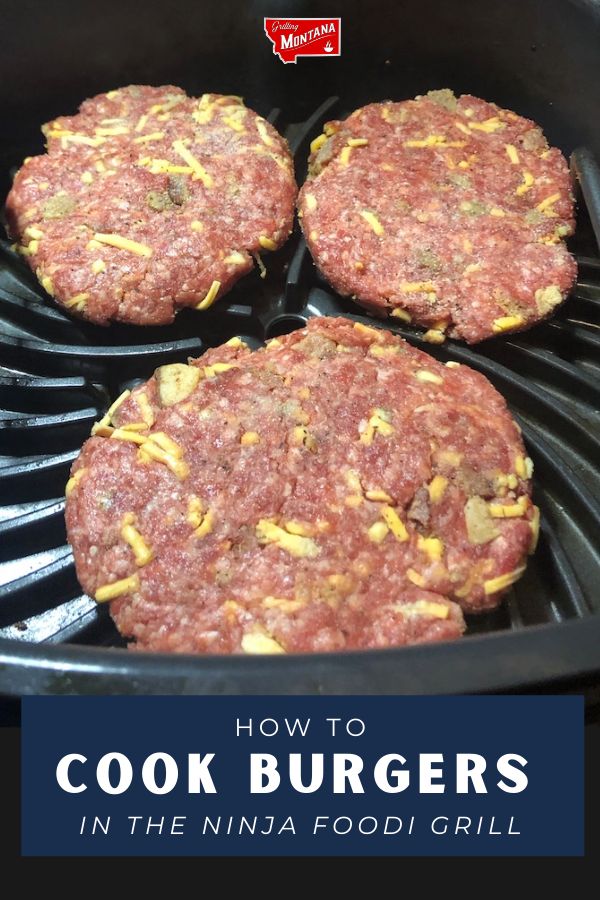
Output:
[0, 98, 599, 696]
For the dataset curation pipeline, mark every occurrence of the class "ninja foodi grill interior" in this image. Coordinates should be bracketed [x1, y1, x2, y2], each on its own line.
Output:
[0, 0, 599, 695]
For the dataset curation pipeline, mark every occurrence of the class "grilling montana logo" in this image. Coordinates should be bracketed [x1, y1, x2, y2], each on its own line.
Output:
[264, 18, 341, 64]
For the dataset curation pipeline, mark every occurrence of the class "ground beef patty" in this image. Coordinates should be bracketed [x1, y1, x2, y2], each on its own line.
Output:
[5, 85, 296, 325]
[298, 90, 576, 344]
[65, 317, 539, 654]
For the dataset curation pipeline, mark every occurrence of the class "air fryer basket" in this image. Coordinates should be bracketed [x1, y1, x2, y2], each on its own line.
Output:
[0, 0, 599, 695]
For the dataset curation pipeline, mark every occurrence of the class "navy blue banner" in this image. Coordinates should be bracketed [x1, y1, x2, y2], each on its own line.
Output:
[21, 696, 583, 856]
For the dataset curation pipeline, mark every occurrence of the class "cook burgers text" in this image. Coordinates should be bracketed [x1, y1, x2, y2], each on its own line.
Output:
[56, 752, 528, 795]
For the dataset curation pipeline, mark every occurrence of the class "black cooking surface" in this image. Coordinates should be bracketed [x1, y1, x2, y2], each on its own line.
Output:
[0, 98, 599, 694]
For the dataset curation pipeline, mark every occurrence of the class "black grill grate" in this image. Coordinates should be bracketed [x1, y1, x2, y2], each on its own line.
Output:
[0, 100, 599, 694]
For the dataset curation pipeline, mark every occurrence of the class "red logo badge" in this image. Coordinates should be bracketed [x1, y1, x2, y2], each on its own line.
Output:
[264, 18, 341, 64]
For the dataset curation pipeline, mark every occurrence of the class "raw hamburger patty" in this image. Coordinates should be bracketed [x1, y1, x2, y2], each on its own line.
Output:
[298, 90, 576, 344]
[5, 85, 296, 325]
[65, 317, 539, 654]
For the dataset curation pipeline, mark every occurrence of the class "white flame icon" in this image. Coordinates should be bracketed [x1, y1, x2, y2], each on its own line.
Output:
[323, 41, 334, 53]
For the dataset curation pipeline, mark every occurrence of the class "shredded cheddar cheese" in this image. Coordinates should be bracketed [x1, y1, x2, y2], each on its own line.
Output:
[241, 630, 285, 654]
[359, 210, 384, 236]
[492, 315, 525, 333]
[489, 495, 530, 518]
[256, 119, 273, 146]
[497, 472, 519, 491]
[353, 321, 384, 340]
[193, 506, 214, 539]
[310, 133, 327, 154]
[138, 433, 189, 480]
[368, 521, 389, 543]
[135, 114, 149, 133]
[537, 192, 561, 213]
[437, 450, 463, 467]
[285, 521, 314, 537]
[505, 144, 520, 164]
[454, 121, 471, 135]
[483, 565, 526, 595]
[369, 344, 401, 357]
[262, 597, 305, 613]
[365, 489, 393, 503]
[529, 506, 541, 554]
[305, 193, 317, 212]
[110, 428, 147, 444]
[196, 280, 221, 310]
[203, 362, 236, 378]
[95, 574, 139, 603]
[515, 171, 535, 196]
[95, 126, 129, 136]
[396, 600, 449, 619]
[345, 469, 363, 493]
[514, 455, 527, 478]
[291, 425, 317, 452]
[133, 131, 165, 144]
[91, 389, 130, 436]
[223, 114, 246, 132]
[224, 251, 247, 265]
[47, 131, 105, 147]
[399, 281, 435, 293]
[428, 475, 448, 503]
[93, 233, 152, 257]
[192, 105, 213, 125]
[406, 568, 427, 587]
[186, 495, 204, 528]
[520, 456, 534, 479]
[147, 431, 183, 457]
[468, 117, 504, 132]
[360, 408, 394, 445]
[135, 392, 155, 427]
[19, 240, 39, 256]
[259, 236, 277, 251]
[414, 370, 443, 385]
[64, 293, 88, 310]
[381, 505, 409, 542]
[225, 338, 246, 352]
[142, 158, 193, 175]
[423, 330, 446, 344]
[119, 423, 148, 432]
[345, 495, 363, 508]
[390, 308, 412, 323]
[417, 535, 444, 561]
[172, 139, 213, 187]
[404, 134, 466, 148]
[256, 520, 320, 558]
[65, 467, 87, 498]
[120, 513, 153, 566]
